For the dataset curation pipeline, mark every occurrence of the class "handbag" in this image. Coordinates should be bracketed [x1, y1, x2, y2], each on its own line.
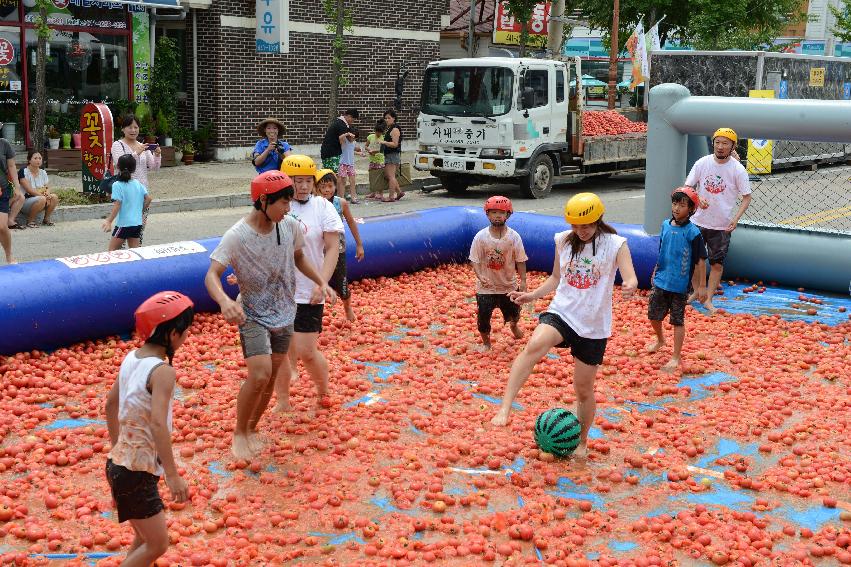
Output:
[97, 142, 130, 196]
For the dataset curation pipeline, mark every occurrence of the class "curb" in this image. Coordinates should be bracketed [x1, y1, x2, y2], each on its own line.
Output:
[49, 177, 441, 223]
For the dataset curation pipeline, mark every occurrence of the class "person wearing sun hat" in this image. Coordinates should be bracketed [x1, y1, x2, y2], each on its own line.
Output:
[252, 117, 292, 174]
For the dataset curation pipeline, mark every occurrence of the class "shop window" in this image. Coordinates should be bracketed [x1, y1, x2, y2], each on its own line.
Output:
[0, 0, 18, 22]
[0, 26, 22, 146]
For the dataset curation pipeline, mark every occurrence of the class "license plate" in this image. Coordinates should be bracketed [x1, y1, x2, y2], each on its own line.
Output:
[443, 158, 466, 170]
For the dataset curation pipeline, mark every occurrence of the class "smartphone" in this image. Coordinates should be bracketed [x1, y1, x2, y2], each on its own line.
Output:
[147, 143, 159, 152]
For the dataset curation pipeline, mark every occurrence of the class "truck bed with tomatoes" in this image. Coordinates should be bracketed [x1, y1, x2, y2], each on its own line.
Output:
[563, 110, 647, 176]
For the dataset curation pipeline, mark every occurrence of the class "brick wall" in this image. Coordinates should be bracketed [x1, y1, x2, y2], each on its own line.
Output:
[179, 0, 445, 151]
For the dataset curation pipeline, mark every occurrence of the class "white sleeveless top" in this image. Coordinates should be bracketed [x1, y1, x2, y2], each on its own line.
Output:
[108, 351, 171, 475]
[546, 231, 627, 339]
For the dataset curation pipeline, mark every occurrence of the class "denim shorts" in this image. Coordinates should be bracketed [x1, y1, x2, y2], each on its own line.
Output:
[239, 319, 294, 358]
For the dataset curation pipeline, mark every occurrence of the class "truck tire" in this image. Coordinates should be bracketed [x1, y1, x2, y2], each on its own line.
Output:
[520, 154, 554, 199]
[437, 173, 469, 195]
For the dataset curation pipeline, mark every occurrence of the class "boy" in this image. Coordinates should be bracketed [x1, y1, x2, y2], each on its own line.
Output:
[647, 187, 708, 372]
[469, 196, 528, 350]
[205, 171, 332, 461]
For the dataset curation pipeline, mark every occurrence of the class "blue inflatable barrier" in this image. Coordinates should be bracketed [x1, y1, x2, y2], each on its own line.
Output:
[0, 207, 658, 355]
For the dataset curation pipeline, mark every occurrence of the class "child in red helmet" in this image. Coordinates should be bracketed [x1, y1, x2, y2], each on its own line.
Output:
[205, 171, 333, 461]
[104, 291, 195, 566]
[469, 196, 528, 350]
[646, 187, 708, 372]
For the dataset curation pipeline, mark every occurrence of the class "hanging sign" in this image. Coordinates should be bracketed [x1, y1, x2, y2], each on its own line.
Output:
[746, 90, 774, 175]
[809, 67, 825, 87]
[492, 1, 550, 47]
[80, 103, 114, 194]
[256, 0, 289, 53]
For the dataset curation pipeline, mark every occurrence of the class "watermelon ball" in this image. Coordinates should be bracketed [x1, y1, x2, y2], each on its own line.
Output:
[534, 408, 581, 457]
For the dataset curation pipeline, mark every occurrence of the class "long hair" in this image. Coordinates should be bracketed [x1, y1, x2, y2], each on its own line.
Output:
[117, 154, 136, 182]
[564, 218, 618, 260]
[146, 306, 195, 364]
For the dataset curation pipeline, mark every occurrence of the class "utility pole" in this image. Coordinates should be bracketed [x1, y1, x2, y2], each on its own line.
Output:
[467, 0, 476, 57]
[547, 0, 566, 56]
[607, 0, 619, 110]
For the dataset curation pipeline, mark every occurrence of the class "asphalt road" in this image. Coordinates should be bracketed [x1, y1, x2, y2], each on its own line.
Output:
[8, 174, 646, 264]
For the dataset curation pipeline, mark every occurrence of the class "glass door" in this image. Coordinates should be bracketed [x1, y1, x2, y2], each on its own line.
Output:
[0, 25, 23, 148]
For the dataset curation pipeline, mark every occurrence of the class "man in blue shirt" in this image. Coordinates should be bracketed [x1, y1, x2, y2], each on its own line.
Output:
[646, 187, 708, 372]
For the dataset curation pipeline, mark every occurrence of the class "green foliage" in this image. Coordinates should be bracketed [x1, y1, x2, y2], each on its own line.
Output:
[501, 0, 540, 54]
[149, 37, 180, 137]
[33, 0, 52, 39]
[54, 188, 98, 206]
[323, 0, 353, 88]
[172, 125, 192, 148]
[830, 0, 851, 43]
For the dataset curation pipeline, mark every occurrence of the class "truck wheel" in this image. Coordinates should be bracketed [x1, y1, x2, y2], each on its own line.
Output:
[520, 154, 553, 199]
[438, 174, 469, 195]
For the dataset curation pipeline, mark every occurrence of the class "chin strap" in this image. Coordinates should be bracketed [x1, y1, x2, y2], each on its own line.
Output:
[261, 198, 281, 245]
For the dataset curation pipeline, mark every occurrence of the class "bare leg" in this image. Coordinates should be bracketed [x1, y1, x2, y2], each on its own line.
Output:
[343, 296, 356, 322]
[128, 524, 144, 554]
[509, 320, 524, 340]
[646, 320, 665, 352]
[385, 164, 399, 200]
[572, 359, 600, 456]
[491, 324, 563, 426]
[122, 512, 169, 567]
[662, 325, 685, 372]
[127, 237, 141, 249]
[108, 237, 125, 251]
[248, 353, 287, 451]
[25, 196, 46, 224]
[703, 264, 723, 314]
[0, 215, 14, 264]
[233, 354, 272, 460]
[43, 195, 59, 223]
[7, 191, 23, 227]
[479, 331, 492, 351]
[274, 348, 297, 413]
[336, 174, 346, 198]
[291, 331, 329, 408]
[348, 177, 358, 202]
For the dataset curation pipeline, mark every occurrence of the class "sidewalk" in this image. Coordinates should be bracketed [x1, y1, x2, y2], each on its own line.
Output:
[49, 150, 434, 202]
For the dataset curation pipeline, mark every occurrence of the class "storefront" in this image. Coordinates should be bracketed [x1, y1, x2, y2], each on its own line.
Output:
[0, 0, 180, 149]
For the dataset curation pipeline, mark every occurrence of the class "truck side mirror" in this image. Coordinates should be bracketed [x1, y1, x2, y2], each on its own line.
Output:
[521, 87, 535, 109]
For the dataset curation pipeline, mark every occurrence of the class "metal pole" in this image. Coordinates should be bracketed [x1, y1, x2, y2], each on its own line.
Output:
[467, 0, 476, 57]
[608, 0, 619, 110]
[193, 8, 198, 130]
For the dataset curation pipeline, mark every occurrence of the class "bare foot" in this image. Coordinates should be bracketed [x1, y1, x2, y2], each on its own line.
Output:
[510, 323, 524, 340]
[345, 306, 357, 322]
[248, 431, 266, 453]
[703, 301, 717, 315]
[273, 400, 293, 413]
[5, 257, 16, 265]
[686, 292, 697, 303]
[661, 357, 680, 373]
[231, 433, 255, 460]
[490, 409, 510, 426]
[646, 339, 665, 353]
[479, 343, 492, 352]
[572, 442, 588, 459]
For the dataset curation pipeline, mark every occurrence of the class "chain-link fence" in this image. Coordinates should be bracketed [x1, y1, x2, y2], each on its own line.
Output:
[739, 139, 851, 235]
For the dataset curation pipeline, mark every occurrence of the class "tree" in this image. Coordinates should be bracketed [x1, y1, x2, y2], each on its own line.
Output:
[323, 0, 352, 122]
[502, 0, 539, 56]
[149, 36, 180, 139]
[31, 0, 52, 151]
[830, 0, 851, 43]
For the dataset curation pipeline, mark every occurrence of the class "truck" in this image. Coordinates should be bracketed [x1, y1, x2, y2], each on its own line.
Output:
[414, 56, 647, 198]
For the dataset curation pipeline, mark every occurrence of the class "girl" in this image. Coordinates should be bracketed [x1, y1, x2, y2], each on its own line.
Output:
[102, 154, 153, 250]
[314, 168, 365, 322]
[365, 120, 386, 200]
[338, 127, 362, 204]
[111, 114, 161, 244]
[19, 150, 60, 227]
[490, 193, 638, 457]
[379, 109, 403, 202]
[105, 291, 194, 567]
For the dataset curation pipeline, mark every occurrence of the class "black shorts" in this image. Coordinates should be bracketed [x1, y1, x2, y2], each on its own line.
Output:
[112, 225, 143, 240]
[647, 286, 687, 326]
[698, 226, 731, 265]
[294, 303, 324, 333]
[0, 185, 11, 214]
[538, 312, 608, 366]
[476, 293, 520, 334]
[328, 243, 350, 300]
[105, 459, 164, 523]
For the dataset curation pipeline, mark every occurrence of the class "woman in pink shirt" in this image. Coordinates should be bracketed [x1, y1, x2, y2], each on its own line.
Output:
[111, 114, 162, 191]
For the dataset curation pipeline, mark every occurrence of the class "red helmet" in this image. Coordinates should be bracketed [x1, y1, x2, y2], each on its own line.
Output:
[484, 195, 513, 215]
[251, 171, 294, 202]
[672, 186, 700, 210]
[135, 291, 194, 341]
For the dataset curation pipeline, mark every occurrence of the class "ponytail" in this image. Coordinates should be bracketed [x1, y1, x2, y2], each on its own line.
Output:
[116, 153, 136, 183]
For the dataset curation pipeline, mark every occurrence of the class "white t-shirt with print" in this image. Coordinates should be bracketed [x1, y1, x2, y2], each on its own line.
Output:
[469, 226, 528, 294]
[289, 196, 344, 304]
[546, 231, 627, 339]
[686, 155, 751, 231]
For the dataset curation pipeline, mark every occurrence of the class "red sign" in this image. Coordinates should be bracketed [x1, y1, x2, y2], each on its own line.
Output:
[80, 103, 113, 194]
[0, 38, 14, 66]
[493, 1, 550, 47]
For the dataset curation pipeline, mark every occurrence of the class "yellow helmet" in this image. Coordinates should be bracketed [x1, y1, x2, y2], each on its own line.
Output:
[564, 193, 605, 225]
[712, 127, 737, 145]
[314, 168, 336, 183]
[281, 154, 317, 177]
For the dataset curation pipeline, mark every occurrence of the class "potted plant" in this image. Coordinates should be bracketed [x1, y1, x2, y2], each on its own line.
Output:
[150, 36, 180, 149]
[172, 125, 191, 162]
[48, 126, 60, 149]
[60, 113, 76, 149]
[181, 140, 195, 165]
[156, 110, 172, 147]
[193, 121, 215, 162]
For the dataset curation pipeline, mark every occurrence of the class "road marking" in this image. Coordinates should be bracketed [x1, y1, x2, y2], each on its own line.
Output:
[778, 204, 851, 225]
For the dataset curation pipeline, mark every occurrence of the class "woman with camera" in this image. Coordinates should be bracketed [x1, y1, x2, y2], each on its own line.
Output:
[252, 118, 292, 174]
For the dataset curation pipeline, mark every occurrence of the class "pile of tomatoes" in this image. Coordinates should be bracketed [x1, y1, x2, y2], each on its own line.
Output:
[582, 111, 648, 137]
[0, 264, 849, 566]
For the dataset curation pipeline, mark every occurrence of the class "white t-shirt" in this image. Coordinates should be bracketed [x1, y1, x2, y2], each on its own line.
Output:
[289, 196, 344, 304]
[547, 231, 627, 339]
[210, 216, 304, 329]
[23, 167, 49, 195]
[685, 155, 751, 231]
[469, 226, 528, 294]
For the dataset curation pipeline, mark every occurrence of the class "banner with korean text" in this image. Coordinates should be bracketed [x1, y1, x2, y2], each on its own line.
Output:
[256, 0, 289, 53]
[626, 22, 648, 88]
[492, 1, 550, 48]
[80, 103, 114, 194]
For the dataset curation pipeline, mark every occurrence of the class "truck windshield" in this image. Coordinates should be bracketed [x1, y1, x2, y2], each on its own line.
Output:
[421, 67, 513, 117]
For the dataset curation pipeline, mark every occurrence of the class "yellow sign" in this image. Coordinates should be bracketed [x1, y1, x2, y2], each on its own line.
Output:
[809, 67, 825, 87]
[747, 90, 774, 175]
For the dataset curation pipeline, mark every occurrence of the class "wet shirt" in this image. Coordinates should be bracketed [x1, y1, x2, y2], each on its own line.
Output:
[686, 155, 751, 230]
[469, 227, 528, 294]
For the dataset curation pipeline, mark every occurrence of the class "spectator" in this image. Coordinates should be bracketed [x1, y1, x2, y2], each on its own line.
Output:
[18, 151, 60, 227]
[111, 114, 161, 195]
[0, 134, 21, 264]
[441, 82, 455, 104]
[251, 117, 292, 173]
[379, 109, 403, 201]
[320, 109, 359, 197]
